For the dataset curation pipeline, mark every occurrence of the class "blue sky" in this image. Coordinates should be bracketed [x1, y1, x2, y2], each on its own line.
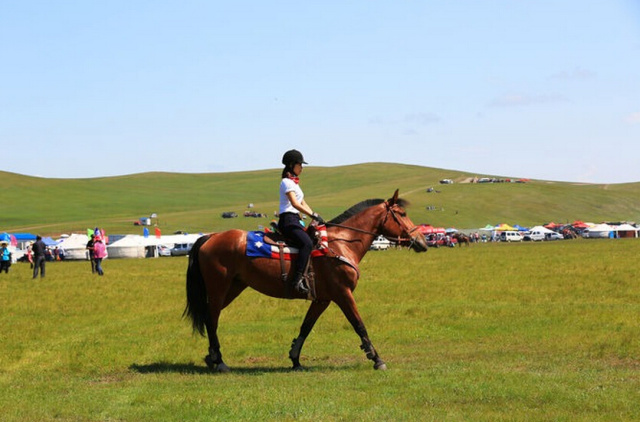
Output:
[2, 1, 639, 183]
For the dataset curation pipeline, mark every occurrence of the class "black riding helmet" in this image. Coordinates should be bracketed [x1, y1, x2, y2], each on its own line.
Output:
[282, 149, 308, 166]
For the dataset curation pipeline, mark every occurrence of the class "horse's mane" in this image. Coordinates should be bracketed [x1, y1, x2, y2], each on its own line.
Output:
[328, 196, 411, 225]
[329, 199, 385, 225]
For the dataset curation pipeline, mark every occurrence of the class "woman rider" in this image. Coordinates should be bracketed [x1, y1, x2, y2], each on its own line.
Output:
[278, 149, 325, 294]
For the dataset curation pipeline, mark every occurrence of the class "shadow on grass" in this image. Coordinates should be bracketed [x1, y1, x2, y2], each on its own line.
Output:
[129, 361, 360, 375]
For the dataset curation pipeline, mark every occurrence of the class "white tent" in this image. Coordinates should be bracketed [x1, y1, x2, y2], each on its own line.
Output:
[107, 233, 204, 258]
[528, 225, 554, 234]
[156, 233, 202, 246]
[107, 235, 146, 259]
[614, 224, 639, 238]
[57, 233, 90, 260]
[582, 223, 613, 239]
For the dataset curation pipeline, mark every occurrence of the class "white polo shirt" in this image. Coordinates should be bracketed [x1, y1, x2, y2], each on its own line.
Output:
[279, 178, 303, 214]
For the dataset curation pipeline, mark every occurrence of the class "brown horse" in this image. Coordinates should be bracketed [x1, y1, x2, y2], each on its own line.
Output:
[452, 232, 470, 246]
[184, 190, 428, 372]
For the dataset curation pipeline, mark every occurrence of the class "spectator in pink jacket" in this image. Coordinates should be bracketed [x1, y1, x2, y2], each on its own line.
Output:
[93, 236, 107, 276]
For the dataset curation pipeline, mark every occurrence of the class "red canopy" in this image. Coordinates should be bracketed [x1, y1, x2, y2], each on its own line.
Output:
[572, 221, 589, 228]
[418, 225, 446, 235]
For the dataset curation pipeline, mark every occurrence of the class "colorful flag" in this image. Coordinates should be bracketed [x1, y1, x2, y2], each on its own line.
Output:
[246, 231, 297, 260]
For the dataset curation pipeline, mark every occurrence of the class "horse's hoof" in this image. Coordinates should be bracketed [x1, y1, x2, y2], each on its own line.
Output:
[374, 362, 388, 371]
[291, 364, 305, 372]
[216, 362, 231, 373]
[205, 355, 230, 373]
[204, 355, 216, 370]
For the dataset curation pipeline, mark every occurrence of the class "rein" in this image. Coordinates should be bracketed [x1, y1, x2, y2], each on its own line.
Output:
[324, 203, 419, 246]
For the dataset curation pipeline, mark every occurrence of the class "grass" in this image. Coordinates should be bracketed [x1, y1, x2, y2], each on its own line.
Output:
[2, 164, 640, 236]
[1, 239, 639, 421]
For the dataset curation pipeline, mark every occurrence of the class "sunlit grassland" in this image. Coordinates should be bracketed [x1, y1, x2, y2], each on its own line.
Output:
[1, 239, 639, 421]
[2, 164, 640, 236]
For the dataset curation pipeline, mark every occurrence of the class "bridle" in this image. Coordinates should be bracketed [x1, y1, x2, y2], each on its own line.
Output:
[325, 201, 422, 247]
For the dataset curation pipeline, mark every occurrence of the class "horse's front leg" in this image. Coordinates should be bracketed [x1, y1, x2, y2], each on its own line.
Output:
[334, 290, 387, 370]
[289, 300, 331, 370]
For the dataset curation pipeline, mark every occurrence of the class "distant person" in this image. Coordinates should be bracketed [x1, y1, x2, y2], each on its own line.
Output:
[0, 241, 11, 273]
[32, 235, 46, 279]
[93, 236, 107, 276]
[26, 244, 33, 268]
[86, 234, 96, 273]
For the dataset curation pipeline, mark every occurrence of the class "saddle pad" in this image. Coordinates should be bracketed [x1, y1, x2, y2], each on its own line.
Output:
[246, 229, 328, 261]
[246, 231, 298, 260]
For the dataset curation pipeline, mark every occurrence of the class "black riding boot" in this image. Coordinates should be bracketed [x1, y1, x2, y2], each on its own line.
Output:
[292, 271, 309, 295]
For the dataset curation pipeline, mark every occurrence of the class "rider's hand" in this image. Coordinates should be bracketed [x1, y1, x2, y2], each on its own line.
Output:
[311, 213, 325, 225]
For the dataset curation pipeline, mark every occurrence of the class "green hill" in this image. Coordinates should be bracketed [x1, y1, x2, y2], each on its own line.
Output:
[1, 163, 639, 236]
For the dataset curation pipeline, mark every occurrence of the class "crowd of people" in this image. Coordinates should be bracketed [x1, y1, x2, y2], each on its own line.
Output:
[1, 228, 108, 278]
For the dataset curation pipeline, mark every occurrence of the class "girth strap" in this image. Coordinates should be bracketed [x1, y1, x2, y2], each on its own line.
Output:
[278, 241, 287, 285]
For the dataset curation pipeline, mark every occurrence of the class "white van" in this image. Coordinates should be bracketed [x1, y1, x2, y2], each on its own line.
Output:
[370, 235, 391, 250]
[499, 231, 523, 242]
[170, 243, 193, 256]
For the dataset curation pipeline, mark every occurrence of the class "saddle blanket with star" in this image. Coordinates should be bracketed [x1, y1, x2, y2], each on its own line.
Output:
[245, 229, 328, 260]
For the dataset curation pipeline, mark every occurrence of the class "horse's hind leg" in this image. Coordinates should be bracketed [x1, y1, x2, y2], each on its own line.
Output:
[204, 277, 247, 373]
[289, 300, 331, 370]
[203, 304, 229, 373]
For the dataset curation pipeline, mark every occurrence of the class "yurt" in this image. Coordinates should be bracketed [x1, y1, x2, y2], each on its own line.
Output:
[106, 235, 146, 259]
[582, 224, 613, 239]
[57, 233, 90, 260]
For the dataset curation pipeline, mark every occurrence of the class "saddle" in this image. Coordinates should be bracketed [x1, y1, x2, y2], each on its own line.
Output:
[259, 223, 329, 300]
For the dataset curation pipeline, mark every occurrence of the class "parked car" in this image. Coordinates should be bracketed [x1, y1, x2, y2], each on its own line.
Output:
[499, 231, 523, 242]
[523, 231, 545, 241]
[244, 211, 266, 218]
[370, 235, 391, 250]
[157, 244, 172, 257]
[439, 179, 454, 184]
[425, 234, 456, 247]
[171, 243, 193, 256]
[545, 232, 564, 241]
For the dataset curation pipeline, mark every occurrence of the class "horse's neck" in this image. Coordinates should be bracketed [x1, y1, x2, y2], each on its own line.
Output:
[344, 205, 386, 234]
[328, 206, 385, 257]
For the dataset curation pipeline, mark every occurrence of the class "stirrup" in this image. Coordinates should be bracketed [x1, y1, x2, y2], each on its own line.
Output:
[294, 276, 309, 294]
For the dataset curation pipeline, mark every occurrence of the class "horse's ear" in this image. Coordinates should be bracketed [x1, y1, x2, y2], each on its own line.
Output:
[390, 189, 399, 205]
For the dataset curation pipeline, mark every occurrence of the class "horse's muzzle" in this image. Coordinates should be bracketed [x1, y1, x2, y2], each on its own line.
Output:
[410, 235, 428, 252]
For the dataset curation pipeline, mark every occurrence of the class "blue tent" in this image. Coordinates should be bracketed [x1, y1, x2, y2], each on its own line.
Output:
[12, 233, 37, 241]
[42, 237, 59, 246]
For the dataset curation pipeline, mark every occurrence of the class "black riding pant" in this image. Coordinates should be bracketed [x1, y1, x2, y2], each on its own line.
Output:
[0, 260, 10, 273]
[278, 212, 313, 275]
[33, 256, 46, 278]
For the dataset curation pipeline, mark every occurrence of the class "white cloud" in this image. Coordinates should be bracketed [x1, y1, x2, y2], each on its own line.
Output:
[489, 94, 567, 107]
[403, 112, 441, 125]
[549, 68, 596, 80]
[625, 112, 640, 124]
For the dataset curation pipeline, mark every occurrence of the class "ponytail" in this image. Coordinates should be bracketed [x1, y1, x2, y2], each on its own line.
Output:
[281, 165, 294, 179]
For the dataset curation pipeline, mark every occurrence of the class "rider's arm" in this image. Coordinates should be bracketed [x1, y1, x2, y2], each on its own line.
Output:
[286, 191, 314, 217]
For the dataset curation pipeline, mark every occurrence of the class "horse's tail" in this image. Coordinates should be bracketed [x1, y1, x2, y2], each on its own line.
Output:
[183, 234, 212, 336]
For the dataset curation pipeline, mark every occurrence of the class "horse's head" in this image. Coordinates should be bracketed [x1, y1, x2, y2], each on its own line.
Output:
[381, 190, 428, 252]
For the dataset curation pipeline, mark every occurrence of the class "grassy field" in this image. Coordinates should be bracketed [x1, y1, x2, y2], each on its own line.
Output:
[1, 239, 638, 421]
[2, 164, 640, 236]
